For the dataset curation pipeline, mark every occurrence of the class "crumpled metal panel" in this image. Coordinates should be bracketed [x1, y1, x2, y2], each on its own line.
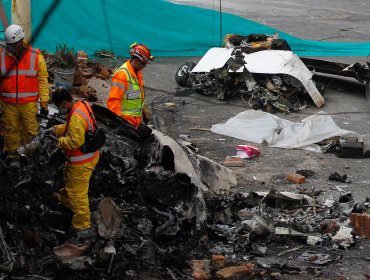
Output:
[192, 47, 234, 73]
[94, 197, 123, 239]
[150, 129, 206, 224]
[192, 48, 324, 107]
[186, 150, 237, 195]
[243, 50, 324, 107]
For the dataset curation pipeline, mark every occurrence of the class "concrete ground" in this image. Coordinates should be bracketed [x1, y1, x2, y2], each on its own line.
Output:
[130, 1, 370, 278]
[170, 0, 370, 42]
[93, 1, 370, 278]
[170, 0, 370, 64]
[153, 0, 370, 208]
[140, 58, 370, 279]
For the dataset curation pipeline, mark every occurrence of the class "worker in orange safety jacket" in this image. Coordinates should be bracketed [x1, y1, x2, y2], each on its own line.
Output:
[0, 24, 49, 167]
[107, 43, 154, 127]
[47, 88, 99, 242]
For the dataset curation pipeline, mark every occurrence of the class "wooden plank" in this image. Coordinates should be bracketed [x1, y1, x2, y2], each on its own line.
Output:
[189, 127, 211, 132]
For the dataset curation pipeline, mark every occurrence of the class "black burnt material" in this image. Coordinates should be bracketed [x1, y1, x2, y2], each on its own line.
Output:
[1, 105, 367, 279]
[0, 109, 206, 279]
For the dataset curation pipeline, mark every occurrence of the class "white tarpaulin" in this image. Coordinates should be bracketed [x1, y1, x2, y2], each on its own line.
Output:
[211, 110, 358, 152]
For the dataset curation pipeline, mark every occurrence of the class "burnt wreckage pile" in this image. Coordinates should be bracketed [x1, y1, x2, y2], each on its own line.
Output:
[0, 106, 201, 279]
[0, 105, 368, 279]
[175, 33, 322, 113]
[175, 33, 370, 114]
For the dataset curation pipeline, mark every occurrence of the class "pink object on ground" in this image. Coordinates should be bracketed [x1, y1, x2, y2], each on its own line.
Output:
[236, 145, 261, 159]
[53, 242, 89, 259]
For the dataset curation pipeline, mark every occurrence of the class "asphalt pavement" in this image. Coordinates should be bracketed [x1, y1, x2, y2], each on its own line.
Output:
[170, 0, 370, 41]
[171, 0, 370, 63]
[136, 1, 370, 278]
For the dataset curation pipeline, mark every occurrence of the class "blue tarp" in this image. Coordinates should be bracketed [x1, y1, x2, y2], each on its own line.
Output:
[2, 0, 370, 57]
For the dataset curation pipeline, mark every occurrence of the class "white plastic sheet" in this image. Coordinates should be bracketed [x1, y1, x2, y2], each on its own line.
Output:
[211, 110, 357, 152]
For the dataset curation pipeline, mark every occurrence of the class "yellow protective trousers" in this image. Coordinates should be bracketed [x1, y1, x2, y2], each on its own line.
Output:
[1, 102, 38, 152]
[58, 154, 99, 230]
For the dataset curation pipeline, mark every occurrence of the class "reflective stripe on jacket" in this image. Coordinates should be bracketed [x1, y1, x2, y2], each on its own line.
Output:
[64, 101, 99, 165]
[114, 61, 144, 117]
[0, 47, 40, 103]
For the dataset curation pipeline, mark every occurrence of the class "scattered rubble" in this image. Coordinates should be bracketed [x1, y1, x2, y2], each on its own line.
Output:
[0, 45, 369, 278]
[329, 172, 349, 183]
[44, 50, 113, 103]
[1, 104, 369, 278]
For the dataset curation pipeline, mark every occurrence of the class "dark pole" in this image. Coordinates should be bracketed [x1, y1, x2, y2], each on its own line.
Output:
[29, 0, 61, 46]
[212, 0, 215, 47]
[0, 1, 9, 31]
[219, 0, 222, 46]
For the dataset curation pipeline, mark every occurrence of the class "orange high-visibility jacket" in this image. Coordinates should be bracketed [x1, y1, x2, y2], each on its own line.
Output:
[107, 60, 145, 126]
[0, 46, 42, 103]
[61, 101, 99, 165]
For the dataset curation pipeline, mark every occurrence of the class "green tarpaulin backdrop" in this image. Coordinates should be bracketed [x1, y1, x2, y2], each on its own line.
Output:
[1, 0, 370, 57]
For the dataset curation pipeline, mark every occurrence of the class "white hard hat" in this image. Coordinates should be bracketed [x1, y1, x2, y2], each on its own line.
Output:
[4, 24, 25, 43]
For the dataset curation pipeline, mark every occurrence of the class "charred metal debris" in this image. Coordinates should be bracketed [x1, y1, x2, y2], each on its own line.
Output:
[175, 33, 370, 114]
[0, 105, 369, 279]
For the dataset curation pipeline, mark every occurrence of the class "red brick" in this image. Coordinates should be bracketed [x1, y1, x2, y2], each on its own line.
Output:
[192, 272, 211, 280]
[211, 255, 225, 270]
[363, 215, 370, 239]
[358, 214, 366, 237]
[223, 156, 244, 167]
[350, 213, 370, 238]
[216, 263, 255, 279]
[350, 213, 358, 225]
[287, 173, 305, 184]
[191, 260, 211, 280]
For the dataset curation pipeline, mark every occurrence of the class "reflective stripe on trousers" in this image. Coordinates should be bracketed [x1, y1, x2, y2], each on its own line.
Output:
[2, 102, 38, 152]
[59, 154, 99, 229]
[68, 151, 97, 163]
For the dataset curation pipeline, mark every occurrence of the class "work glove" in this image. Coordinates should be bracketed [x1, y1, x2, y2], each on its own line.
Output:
[142, 105, 151, 125]
[40, 101, 49, 116]
[40, 107, 49, 116]
[43, 126, 56, 136]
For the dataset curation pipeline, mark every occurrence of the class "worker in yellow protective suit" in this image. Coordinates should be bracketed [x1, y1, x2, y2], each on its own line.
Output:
[107, 43, 154, 127]
[0, 24, 49, 167]
[48, 89, 99, 242]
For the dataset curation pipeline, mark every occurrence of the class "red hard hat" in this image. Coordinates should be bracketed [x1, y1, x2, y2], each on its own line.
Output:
[129, 43, 154, 64]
